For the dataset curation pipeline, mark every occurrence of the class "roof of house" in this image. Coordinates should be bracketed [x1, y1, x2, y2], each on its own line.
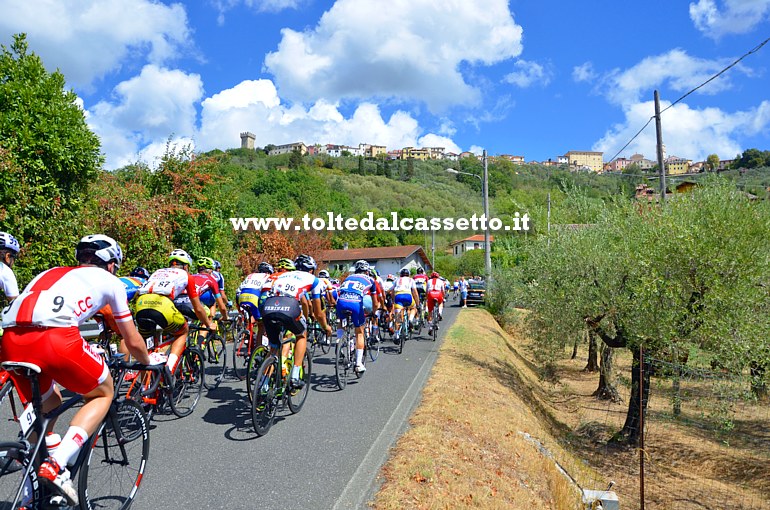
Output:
[449, 234, 495, 246]
[319, 245, 431, 267]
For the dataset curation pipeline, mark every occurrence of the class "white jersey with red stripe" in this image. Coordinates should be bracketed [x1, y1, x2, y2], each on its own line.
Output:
[427, 277, 444, 292]
[138, 267, 197, 300]
[413, 273, 428, 289]
[270, 271, 323, 300]
[393, 276, 416, 294]
[1, 266, 133, 328]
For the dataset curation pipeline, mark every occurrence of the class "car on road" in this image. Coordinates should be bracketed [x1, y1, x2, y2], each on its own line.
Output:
[466, 279, 486, 306]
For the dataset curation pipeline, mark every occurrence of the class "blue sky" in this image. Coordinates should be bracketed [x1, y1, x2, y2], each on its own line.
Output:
[2, 0, 769, 169]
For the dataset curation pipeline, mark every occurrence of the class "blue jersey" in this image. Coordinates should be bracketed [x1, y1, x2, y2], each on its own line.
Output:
[119, 276, 146, 302]
[338, 274, 376, 302]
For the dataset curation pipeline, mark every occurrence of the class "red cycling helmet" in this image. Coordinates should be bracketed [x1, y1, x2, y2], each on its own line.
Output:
[430, 272, 439, 278]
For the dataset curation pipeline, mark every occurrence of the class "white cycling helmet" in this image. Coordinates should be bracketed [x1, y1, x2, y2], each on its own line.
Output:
[168, 249, 192, 266]
[0, 232, 20, 254]
[76, 234, 123, 268]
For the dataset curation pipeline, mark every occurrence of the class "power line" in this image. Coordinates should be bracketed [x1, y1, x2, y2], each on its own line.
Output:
[607, 35, 770, 164]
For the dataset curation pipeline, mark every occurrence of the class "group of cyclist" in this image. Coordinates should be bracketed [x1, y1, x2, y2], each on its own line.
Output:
[0, 228, 454, 506]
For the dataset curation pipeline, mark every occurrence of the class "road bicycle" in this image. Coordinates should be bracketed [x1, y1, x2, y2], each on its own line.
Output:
[428, 299, 440, 342]
[393, 307, 412, 355]
[363, 314, 381, 362]
[412, 301, 425, 338]
[231, 306, 256, 381]
[334, 312, 356, 390]
[250, 326, 311, 436]
[306, 317, 331, 357]
[189, 320, 227, 391]
[0, 357, 149, 510]
[120, 326, 205, 420]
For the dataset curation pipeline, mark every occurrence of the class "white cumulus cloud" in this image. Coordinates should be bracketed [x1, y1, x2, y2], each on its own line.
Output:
[594, 100, 770, 162]
[689, 0, 770, 38]
[87, 65, 203, 168]
[0, 0, 193, 88]
[263, 0, 524, 112]
[603, 49, 748, 106]
[503, 59, 552, 88]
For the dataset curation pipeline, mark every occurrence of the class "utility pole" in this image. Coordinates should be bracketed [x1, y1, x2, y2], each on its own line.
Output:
[482, 150, 492, 284]
[654, 90, 666, 204]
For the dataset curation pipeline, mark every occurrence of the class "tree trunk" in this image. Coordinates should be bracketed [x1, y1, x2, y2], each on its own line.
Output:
[584, 330, 599, 372]
[593, 344, 620, 402]
[750, 361, 767, 400]
[613, 348, 651, 446]
[571, 334, 579, 359]
[672, 366, 682, 416]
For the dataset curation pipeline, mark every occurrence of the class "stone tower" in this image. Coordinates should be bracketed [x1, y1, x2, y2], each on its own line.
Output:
[240, 132, 256, 150]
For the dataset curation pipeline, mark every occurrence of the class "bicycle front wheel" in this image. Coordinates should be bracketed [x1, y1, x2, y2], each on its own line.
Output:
[203, 334, 227, 391]
[78, 399, 149, 510]
[246, 345, 268, 403]
[287, 350, 311, 414]
[0, 441, 36, 509]
[169, 348, 204, 418]
[251, 356, 279, 436]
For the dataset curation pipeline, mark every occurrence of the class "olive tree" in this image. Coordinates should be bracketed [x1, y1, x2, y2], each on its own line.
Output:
[521, 181, 770, 445]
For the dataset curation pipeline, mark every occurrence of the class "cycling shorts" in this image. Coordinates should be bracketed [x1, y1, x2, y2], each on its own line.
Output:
[394, 293, 414, 309]
[260, 296, 306, 348]
[336, 298, 366, 328]
[172, 295, 209, 322]
[135, 294, 187, 338]
[363, 295, 373, 315]
[237, 290, 262, 320]
[427, 290, 444, 313]
[1, 326, 109, 403]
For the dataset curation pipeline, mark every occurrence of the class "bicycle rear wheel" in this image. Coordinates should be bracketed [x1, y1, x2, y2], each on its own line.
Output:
[397, 319, 406, 355]
[169, 348, 204, 418]
[431, 308, 438, 341]
[334, 337, 351, 390]
[251, 356, 279, 436]
[367, 331, 380, 362]
[203, 334, 227, 391]
[78, 399, 149, 510]
[231, 330, 251, 381]
[287, 350, 311, 414]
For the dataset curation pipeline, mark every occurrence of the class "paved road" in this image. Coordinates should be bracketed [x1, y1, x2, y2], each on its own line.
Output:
[131, 302, 461, 510]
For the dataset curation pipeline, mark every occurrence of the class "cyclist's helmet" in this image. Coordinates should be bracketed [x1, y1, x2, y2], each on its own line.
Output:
[275, 258, 296, 271]
[353, 259, 370, 273]
[370, 268, 379, 278]
[257, 261, 275, 274]
[318, 269, 330, 278]
[400, 268, 410, 277]
[386, 273, 395, 280]
[431, 271, 440, 278]
[294, 254, 317, 273]
[130, 266, 150, 280]
[416, 266, 425, 274]
[76, 234, 123, 268]
[0, 232, 20, 254]
[168, 249, 192, 266]
[197, 256, 215, 271]
[213, 259, 222, 271]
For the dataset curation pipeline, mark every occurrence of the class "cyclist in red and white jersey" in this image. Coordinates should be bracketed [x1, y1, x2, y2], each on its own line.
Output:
[135, 249, 215, 379]
[1, 234, 154, 505]
[426, 271, 447, 326]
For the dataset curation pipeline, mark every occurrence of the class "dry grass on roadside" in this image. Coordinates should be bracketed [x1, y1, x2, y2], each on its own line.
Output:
[371, 309, 587, 510]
